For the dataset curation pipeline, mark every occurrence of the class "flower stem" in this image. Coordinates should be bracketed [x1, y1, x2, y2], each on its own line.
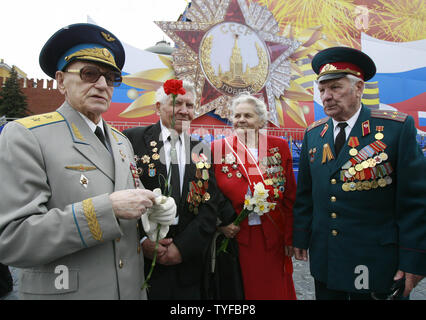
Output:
[141, 225, 161, 290]
[216, 209, 250, 256]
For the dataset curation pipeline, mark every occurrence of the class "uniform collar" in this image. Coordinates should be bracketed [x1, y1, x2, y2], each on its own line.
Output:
[78, 111, 105, 134]
[332, 104, 362, 133]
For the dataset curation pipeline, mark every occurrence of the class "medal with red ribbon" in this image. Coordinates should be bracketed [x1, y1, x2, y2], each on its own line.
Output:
[348, 137, 360, 156]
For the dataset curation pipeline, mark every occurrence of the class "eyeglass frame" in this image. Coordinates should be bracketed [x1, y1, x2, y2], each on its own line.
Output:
[65, 65, 122, 87]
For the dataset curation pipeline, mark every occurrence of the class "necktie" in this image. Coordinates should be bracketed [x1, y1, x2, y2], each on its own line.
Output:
[334, 122, 348, 156]
[168, 135, 181, 203]
[94, 126, 108, 150]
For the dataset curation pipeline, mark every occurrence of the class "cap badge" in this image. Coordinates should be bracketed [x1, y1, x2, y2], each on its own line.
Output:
[321, 64, 337, 73]
[101, 32, 115, 42]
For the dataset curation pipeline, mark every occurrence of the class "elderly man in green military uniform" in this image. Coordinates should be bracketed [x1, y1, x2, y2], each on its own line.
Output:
[0, 23, 176, 299]
[293, 46, 425, 300]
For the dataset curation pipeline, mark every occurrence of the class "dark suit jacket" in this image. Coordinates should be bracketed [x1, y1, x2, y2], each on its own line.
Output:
[0, 263, 12, 298]
[123, 122, 218, 288]
[293, 106, 426, 293]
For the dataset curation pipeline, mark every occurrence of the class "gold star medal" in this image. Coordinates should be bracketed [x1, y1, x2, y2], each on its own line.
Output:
[80, 174, 89, 188]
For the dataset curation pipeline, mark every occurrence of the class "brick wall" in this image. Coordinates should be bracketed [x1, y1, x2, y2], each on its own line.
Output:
[0, 77, 64, 116]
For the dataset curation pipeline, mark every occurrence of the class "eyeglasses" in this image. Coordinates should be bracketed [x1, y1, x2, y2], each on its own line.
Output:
[66, 66, 122, 87]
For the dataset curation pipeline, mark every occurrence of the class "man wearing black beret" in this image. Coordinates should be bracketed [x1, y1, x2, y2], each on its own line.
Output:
[0, 23, 176, 299]
[293, 46, 425, 300]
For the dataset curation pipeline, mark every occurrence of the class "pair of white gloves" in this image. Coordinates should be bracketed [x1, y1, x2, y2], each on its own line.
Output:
[141, 188, 177, 241]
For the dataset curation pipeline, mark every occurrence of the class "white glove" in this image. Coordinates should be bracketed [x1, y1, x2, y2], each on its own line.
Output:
[141, 188, 177, 241]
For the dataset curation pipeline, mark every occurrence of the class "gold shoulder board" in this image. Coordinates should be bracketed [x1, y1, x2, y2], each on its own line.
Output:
[110, 126, 125, 137]
[15, 112, 64, 129]
[307, 117, 329, 132]
[370, 110, 408, 123]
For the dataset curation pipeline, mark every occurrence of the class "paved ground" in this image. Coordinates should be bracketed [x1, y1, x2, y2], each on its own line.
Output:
[3, 260, 425, 300]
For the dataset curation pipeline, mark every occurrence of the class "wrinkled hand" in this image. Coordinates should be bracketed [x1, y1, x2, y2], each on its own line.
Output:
[142, 238, 173, 260]
[294, 247, 308, 261]
[285, 245, 294, 257]
[218, 223, 240, 239]
[157, 243, 182, 266]
[141, 188, 176, 241]
[394, 270, 425, 297]
[109, 189, 156, 219]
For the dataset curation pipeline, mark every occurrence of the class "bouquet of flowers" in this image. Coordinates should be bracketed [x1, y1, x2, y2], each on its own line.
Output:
[142, 79, 185, 290]
[216, 182, 276, 255]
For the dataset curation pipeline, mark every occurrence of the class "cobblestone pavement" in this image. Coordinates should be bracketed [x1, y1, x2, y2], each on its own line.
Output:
[3, 262, 425, 300]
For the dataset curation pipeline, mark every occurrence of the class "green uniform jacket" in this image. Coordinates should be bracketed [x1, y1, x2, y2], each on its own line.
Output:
[0, 102, 146, 299]
[293, 105, 426, 293]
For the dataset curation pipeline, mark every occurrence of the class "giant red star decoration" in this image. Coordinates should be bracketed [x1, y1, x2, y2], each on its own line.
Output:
[156, 0, 300, 126]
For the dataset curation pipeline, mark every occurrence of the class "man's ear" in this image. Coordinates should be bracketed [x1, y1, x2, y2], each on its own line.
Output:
[356, 80, 364, 98]
[56, 71, 66, 94]
[155, 101, 161, 115]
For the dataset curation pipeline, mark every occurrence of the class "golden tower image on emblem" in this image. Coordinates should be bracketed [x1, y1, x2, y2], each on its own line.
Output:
[200, 29, 269, 95]
[218, 34, 268, 90]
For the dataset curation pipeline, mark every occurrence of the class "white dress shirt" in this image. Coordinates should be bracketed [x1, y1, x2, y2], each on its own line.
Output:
[332, 105, 362, 142]
[78, 112, 111, 153]
[160, 121, 186, 194]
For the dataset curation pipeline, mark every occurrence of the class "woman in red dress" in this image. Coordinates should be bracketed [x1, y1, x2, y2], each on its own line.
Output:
[212, 93, 297, 300]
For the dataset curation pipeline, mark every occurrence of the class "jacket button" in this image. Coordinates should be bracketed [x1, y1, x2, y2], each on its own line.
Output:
[331, 196, 337, 202]
[119, 259, 124, 268]
[331, 213, 337, 219]
[331, 179, 337, 184]
[331, 230, 338, 236]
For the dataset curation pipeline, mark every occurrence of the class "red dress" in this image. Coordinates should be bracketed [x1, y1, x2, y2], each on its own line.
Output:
[212, 134, 297, 300]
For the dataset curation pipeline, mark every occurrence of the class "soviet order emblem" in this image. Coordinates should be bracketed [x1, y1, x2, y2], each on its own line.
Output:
[200, 22, 269, 97]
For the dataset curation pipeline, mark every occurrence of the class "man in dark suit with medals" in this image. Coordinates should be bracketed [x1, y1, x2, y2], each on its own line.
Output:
[293, 47, 426, 300]
[123, 80, 219, 299]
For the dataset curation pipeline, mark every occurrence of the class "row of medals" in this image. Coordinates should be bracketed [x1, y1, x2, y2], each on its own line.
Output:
[189, 158, 211, 214]
[261, 148, 286, 198]
[134, 141, 160, 177]
[341, 131, 390, 192]
[221, 147, 286, 198]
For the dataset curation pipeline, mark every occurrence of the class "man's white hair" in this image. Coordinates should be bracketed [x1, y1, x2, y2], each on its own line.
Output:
[155, 79, 196, 104]
[346, 74, 364, 87]
[230, 92, 268, 128]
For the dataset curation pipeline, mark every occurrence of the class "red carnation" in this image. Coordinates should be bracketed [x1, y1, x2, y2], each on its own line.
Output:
[163, 79, 186, 96]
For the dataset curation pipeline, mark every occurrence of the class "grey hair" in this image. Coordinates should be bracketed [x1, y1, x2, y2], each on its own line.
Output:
[155, 79, 196, 104]
[346, 74, 364, 87]
[230, 93, 268, 128]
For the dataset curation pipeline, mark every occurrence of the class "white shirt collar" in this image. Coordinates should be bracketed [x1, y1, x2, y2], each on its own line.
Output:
[78, 112, 105, 134]
[332, 105, 362, 132]
[159, 120, 185, 143]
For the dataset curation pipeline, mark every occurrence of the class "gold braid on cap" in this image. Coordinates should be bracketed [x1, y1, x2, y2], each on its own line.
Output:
[65, 48, 117, 68]
[318, 63, 361, 79]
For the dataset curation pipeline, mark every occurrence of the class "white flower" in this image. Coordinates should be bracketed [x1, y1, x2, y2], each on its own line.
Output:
[225, 153, 236, 164]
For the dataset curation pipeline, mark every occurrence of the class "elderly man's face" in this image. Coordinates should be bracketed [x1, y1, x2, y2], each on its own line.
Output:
[156, 91, 195, 134]
[56, 61, 114, 124]
[318, 77, 364, 122]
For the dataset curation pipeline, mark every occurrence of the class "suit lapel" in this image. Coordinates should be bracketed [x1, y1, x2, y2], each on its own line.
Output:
[146, 122, 167, 192]
[105, 124, 131, 191]
[181, 134, 197, 208]
[58, 103, 115, 181]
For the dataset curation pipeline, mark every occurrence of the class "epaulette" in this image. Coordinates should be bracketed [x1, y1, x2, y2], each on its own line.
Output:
[109, 125, 125, 137]
[307, 117, 329, 132]
[15, 112, 64, 129]
[370, 109, 408, 122]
